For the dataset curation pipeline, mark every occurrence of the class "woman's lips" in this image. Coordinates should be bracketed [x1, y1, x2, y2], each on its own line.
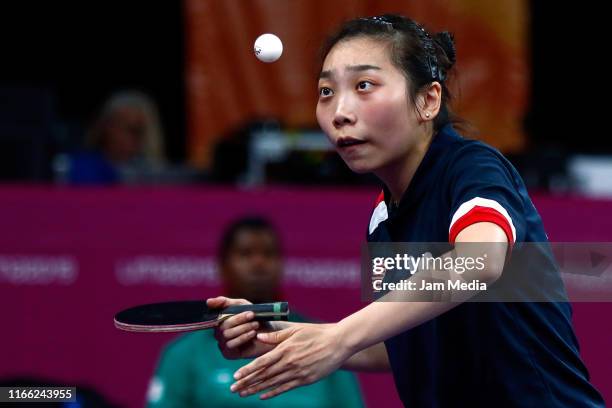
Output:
[337, 137, 367, 148]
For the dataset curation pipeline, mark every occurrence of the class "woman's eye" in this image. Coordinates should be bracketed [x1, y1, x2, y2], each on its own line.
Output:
[319, 87, 333, 97]
[357, 81, 374, 91]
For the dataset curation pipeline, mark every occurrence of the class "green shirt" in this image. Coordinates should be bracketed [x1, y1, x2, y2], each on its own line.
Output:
[147, 314, 365, 408]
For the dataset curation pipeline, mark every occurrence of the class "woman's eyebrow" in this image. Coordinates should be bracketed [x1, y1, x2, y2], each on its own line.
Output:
[346, 64, 381, 72]
[319, 64, 381, 80]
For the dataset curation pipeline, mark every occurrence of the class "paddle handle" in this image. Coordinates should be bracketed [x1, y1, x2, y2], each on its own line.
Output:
[223, 302, 289, 321]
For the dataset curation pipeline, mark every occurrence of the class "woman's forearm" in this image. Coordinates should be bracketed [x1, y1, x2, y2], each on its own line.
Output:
[337, 299, 456, 357]
[342, 342, 391, 371]
[338, 228, 507, 357]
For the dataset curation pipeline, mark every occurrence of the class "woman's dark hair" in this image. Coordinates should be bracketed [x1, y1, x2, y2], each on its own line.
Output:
[319, 14, 461, 132]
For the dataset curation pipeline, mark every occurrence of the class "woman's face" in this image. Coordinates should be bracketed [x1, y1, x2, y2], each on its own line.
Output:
[316, 37, 422, 174]
[103, 106, 146, 162]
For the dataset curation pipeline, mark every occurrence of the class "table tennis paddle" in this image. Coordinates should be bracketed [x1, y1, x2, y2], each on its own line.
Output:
[114, 300, 289, 333]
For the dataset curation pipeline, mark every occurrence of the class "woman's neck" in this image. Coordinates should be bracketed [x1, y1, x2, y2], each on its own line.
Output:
[376, 129, 434, 205]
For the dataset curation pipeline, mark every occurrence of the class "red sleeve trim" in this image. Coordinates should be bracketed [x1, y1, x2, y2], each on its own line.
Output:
[449, 205, 514, 250]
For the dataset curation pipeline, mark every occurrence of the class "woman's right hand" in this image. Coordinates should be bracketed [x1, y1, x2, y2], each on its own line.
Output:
[207, 296, 287, 359]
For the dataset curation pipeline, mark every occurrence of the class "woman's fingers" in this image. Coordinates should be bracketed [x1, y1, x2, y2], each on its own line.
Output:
[205, 296, 226, 308]
[238, 369, 296, 397]
[218, 311, 255, 332]
[230, 367, 266, 392]
[229, 323, 348, 399]
[233, 347, 283, 382]
[260, 379, 303, 400]
[207, 296, 250, 309]
[223, 320, 259, 341]
[213, 311, 257, 349]
[255, 327, 294, 344]
[231, 357, 286, 391]
[226, 328, 258, 349]
[232, 327, 298, 383]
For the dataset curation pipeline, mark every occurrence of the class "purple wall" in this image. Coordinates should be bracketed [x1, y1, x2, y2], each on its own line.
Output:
[0, 187, 609, 407]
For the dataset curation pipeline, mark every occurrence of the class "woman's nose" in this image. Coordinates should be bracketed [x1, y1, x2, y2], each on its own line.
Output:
[332, 97, 356, 128]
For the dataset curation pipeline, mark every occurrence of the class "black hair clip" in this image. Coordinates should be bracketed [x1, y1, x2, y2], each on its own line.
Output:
[415, 24, 444, 82]
[427, 53, 443, 81]
[361, 16, 446, 82]
[361, 15, 394, 28]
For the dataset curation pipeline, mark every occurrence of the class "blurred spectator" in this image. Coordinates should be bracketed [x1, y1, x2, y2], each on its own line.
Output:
[147, 216, 364, 408]
[56, 91, 167, 184]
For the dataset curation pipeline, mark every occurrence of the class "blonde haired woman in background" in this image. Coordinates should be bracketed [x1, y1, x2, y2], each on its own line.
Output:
[60, 90, 167, 184]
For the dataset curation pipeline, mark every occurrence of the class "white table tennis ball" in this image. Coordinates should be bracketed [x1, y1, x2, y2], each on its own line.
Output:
[254, 33, 283, 63]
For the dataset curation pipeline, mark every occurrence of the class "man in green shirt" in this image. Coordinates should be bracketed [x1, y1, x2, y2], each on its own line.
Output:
[147, 216, 364, 408]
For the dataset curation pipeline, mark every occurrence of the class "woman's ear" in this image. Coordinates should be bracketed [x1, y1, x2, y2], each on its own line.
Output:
[417, 82, 442, 122]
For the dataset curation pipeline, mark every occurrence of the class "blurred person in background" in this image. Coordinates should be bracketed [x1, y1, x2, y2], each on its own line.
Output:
[146, 216, 364, 408]
[57, 90, 166, 184]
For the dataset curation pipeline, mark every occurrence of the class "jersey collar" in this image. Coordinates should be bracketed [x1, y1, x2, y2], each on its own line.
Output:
[382, 124, 462, 215]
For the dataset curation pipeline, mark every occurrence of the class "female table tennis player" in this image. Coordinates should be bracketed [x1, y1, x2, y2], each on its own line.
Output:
[208, 14, 605, 407]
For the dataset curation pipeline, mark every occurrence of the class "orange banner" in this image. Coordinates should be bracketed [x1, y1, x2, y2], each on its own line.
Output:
[185, 0, 529, 168]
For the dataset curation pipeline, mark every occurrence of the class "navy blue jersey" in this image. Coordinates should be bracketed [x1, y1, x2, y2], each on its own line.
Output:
[367, 125, 604, 407]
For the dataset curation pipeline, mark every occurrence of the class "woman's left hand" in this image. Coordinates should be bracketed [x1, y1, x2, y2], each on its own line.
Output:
[229, 323, 352, 400]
